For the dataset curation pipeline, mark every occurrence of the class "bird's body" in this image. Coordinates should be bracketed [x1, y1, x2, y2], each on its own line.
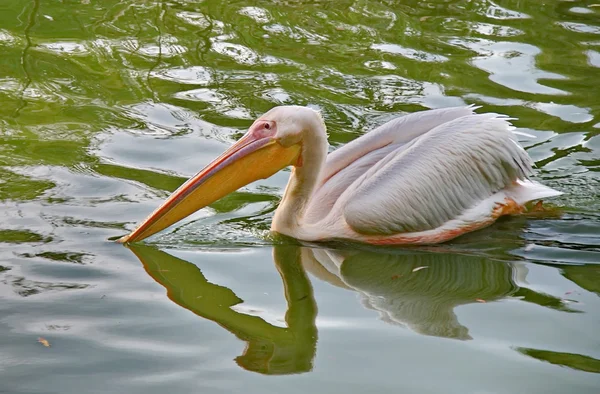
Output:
[118, 105, 562, 245]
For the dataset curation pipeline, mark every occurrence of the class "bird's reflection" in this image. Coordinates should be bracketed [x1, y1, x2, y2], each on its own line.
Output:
[128, 242, 572, 375]
[129, 244, 317, 375]
[301, 247, 521, 340]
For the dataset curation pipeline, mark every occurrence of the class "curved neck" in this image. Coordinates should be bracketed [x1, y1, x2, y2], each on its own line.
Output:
[272, 122, 328, 237]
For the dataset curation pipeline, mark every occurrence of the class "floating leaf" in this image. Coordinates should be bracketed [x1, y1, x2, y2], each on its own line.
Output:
[37, 337, 51, 347]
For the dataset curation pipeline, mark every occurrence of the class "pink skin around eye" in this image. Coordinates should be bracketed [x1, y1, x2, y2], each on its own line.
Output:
[249, 120, 277, 138]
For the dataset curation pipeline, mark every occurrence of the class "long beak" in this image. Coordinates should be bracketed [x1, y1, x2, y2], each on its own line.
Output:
[117, 133, 301, 243]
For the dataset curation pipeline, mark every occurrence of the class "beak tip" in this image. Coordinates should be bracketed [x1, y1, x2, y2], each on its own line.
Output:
[116, 234, 131, 244]
[116, 135, 299, 246]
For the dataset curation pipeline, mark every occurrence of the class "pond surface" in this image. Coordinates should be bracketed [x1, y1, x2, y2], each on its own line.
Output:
[1, 1, 599, 393]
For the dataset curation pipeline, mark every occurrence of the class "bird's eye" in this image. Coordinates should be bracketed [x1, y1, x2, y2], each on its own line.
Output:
[264, 123, 271, 130]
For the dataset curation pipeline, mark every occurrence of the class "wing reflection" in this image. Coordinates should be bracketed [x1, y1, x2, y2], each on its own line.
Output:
[302, 247, 521, 340]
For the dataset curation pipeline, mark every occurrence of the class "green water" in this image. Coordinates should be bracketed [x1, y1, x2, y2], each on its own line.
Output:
[1, 0, 599, 392]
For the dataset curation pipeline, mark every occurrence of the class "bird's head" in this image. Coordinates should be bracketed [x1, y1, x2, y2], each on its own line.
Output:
[117, 105, 324, 243]
[253, 105, 325, 148]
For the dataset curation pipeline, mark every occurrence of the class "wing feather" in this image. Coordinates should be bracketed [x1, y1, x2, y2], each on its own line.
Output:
[321, 106, 478, 182]
[342, 113, 533, 235]
[305, 106, 478, 222]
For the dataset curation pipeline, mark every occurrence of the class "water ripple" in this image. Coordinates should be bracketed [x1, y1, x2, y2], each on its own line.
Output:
[449, 38, 569, 95]
[1, 0, 600, 392]
[371, 43, 448, 63]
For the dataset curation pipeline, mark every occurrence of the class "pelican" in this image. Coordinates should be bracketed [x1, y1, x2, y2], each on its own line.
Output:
[118, 105, 562, 244]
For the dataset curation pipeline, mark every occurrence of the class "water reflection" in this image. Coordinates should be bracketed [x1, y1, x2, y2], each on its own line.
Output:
[1, 0, 599, 390]
[128, 241, 579, 375]
[517, 348, 600, 374]
[301, 245, 579, 339]
[307, 248, 517, 340]
[129, 244, 317, 375]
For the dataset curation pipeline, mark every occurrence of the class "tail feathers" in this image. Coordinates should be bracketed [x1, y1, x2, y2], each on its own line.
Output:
[506, 180, 563, 205]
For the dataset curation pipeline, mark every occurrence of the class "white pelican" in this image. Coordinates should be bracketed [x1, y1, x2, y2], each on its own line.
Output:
[118, 105, 562, 244]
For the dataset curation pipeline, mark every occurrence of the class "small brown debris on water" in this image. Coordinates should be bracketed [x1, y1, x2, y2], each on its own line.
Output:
[391, 274, 402, 280]
[38, 337, 51, 347]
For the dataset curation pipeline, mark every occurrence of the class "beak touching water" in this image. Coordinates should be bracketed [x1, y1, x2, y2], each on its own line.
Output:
[117, 130, 301, 243]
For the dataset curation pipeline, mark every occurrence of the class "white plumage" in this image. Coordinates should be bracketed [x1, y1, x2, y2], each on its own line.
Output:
[120, 105, 563, 245]
[342, 113, 532, 233]
[276, 105, 561, 244]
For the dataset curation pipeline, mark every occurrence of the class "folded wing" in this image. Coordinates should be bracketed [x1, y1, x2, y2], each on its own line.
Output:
[340, 113, 533, 235]
[305, 106, 479, 222]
